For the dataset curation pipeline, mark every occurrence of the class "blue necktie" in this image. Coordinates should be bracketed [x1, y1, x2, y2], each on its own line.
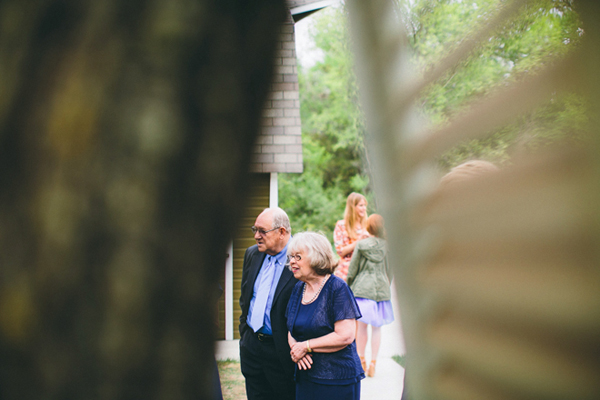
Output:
[249, 256, 276, 332]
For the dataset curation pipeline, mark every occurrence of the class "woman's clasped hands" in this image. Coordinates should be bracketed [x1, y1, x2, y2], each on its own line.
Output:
[290, 341, 313, 370]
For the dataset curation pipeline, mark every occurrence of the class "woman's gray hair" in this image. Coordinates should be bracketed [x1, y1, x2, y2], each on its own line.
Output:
[287, 232, 337, 276]
[269, 207, 291, 233]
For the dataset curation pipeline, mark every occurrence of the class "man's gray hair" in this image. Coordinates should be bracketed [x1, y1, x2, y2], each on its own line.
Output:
[267, 207, 291, 233]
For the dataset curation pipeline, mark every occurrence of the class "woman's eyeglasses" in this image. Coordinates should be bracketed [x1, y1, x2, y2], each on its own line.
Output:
[287, 254, 302, 263]
[251, 226, 279, 236]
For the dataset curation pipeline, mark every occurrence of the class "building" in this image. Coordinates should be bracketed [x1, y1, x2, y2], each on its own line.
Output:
[217, 0, 340, 340]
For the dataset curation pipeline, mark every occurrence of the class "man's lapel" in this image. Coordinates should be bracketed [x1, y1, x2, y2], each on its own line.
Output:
[273, 266, 293, 305]
[247, 252, 266, 293]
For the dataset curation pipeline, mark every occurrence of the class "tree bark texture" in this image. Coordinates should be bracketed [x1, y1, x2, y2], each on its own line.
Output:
[0, 0, 287, 398]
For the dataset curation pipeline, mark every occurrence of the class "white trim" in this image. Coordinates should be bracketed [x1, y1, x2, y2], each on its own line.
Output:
[290, 0, 340, 15]
[270, 173, 278, 208]
[225, 241, 234, 340]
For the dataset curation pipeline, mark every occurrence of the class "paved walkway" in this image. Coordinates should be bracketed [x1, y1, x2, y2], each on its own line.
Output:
[358, 287, 405, 400]
[216, 289, 406, 399]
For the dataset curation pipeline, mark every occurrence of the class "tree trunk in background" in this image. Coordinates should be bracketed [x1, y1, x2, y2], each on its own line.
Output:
[0, 1, 286, 398]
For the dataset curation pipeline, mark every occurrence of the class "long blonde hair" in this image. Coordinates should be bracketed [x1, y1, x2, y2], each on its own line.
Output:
[344, 192, 367, 240]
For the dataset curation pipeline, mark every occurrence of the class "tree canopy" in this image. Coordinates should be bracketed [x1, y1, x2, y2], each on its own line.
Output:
[403, 0, 586, 168]
[280, 0, 585, 238]
[280, 6, 370, 240]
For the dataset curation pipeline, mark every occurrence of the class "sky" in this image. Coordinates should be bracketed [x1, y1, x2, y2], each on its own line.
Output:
[294, 13, 325, 69]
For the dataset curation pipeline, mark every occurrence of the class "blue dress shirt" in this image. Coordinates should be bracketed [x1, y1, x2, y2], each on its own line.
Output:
[248, 243, 289, 335]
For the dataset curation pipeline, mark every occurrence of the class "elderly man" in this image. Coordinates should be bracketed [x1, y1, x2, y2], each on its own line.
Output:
[239, 207, 297, 400]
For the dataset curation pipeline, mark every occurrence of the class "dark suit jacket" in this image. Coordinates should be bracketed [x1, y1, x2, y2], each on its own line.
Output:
[239, 244, 297, 374]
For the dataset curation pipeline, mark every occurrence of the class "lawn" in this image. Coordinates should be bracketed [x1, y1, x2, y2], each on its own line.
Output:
[218, 359, 246, 400]
[392, 354, 406, 368]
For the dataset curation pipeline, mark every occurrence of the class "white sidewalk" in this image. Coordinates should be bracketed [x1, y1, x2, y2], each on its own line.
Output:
[359, 308, 405, 399]
[216, 338, 240, 361]
[359, 285, 405, 400]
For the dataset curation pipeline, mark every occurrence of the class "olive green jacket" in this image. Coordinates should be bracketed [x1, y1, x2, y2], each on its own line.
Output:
[346, 237, 392, 302]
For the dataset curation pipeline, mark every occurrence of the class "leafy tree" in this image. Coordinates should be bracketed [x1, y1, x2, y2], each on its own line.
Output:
[280, 6, 371, 240]
[280, 0, 585, 238]
[402, 0, 586, 168]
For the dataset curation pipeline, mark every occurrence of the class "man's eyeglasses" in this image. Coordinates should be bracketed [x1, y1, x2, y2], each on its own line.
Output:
[251, 226, 279, 236]
[287, 254, 302, 263]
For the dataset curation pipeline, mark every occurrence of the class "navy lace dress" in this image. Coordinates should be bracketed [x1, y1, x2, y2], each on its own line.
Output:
[286, 275, 364, 400]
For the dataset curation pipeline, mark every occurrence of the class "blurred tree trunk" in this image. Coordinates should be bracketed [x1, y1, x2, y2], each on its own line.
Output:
[0, 0, 286, 398]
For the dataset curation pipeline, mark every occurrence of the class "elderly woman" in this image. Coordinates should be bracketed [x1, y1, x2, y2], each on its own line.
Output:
[285, 232, 364, 400]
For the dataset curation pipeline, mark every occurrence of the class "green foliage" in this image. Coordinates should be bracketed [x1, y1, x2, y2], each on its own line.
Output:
[392, 354, 407, 367]
[403, 0, 586, 168]
[280, 0, 586, 237]
[280, 6, 371, 240]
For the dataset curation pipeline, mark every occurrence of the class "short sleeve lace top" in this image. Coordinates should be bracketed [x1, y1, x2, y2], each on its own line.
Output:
[285, 275, 364, 383]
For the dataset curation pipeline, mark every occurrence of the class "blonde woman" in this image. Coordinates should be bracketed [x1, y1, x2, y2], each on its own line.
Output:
[333, 193, 369, 281]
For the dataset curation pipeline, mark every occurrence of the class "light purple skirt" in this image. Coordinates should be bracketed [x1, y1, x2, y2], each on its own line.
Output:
[355, 298, 394, 327]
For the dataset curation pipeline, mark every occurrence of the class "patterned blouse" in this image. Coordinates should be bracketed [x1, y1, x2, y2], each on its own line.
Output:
[333, 220, 367, 281]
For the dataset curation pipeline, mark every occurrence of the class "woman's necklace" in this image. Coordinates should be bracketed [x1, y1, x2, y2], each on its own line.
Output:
[302, 274, 330, 305]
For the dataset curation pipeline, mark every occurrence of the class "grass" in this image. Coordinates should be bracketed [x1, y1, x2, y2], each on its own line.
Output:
[217, 359, 247, 400]
[392, 354, 406, 368]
